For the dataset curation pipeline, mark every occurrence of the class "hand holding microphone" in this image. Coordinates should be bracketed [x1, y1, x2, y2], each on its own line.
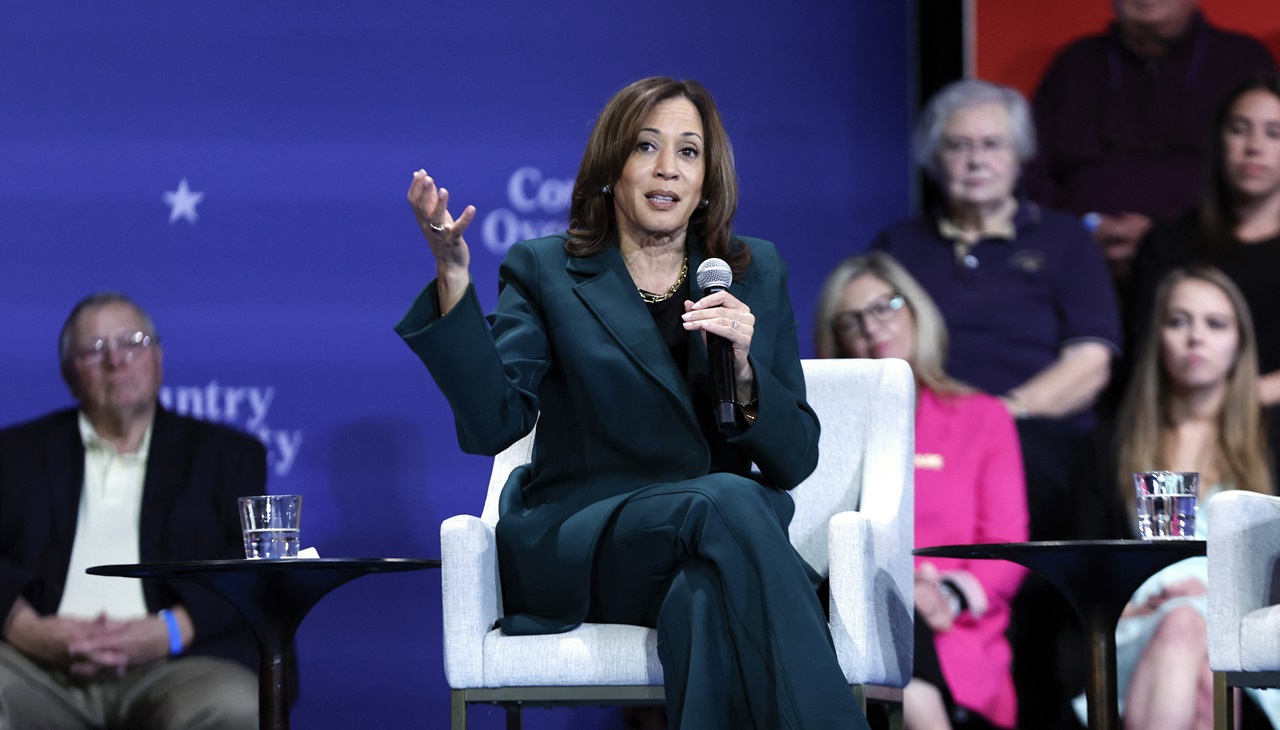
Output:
[687, 258, 756, 431]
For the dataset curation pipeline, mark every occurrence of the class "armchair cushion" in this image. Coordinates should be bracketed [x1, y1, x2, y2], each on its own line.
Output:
[1207, 490, 1280, 673]
[1241, 604, 1280, 672]
[482, 625, 663, 687]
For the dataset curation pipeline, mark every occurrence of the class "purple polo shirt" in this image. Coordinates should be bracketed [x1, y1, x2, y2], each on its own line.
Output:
[871, 202, 1121, 403]
[1024, 13, 1276, 217]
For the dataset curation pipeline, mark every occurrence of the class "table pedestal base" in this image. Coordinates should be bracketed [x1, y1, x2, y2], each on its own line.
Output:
[915, 541, 1204, 730]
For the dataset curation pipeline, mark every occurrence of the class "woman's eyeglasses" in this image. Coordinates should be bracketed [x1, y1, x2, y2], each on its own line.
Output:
[832, 294, 906, 337]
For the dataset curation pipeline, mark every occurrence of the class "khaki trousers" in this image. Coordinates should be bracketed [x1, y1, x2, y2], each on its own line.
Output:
[0, 642, 257, 730]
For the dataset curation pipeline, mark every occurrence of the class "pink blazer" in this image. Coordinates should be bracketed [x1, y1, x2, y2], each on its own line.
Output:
[914, 387, 1029, 728]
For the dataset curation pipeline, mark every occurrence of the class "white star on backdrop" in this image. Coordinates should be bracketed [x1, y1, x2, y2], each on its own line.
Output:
[163, 178, 204, 225]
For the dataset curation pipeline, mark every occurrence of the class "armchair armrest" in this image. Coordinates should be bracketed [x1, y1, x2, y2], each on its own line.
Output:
[440, 514, 502, 688]
[828, 510, 913, 687]
[1207, 491, 1280, 672]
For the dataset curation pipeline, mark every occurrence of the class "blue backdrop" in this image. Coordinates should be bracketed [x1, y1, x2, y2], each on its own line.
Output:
[0, 2, 912, 727]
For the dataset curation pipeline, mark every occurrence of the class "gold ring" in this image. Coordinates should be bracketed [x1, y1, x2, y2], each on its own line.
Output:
[428, 221, 446, 233]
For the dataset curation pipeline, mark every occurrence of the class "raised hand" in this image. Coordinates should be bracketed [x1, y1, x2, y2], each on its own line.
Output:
[407, 170, 477, 314]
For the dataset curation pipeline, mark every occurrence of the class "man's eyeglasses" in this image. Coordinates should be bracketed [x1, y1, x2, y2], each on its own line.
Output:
[72, 331, 157, 365]
[832, 294, 907, 337]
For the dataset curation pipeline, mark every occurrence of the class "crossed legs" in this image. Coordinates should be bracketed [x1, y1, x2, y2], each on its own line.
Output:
[587, 475, 867, 730]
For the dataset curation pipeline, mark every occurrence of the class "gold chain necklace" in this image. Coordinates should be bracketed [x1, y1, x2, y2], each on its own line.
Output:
[637, 258, 688, 304]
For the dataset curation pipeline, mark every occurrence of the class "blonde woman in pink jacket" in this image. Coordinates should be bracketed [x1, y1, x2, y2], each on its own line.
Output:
[816, 251, 1029, 730]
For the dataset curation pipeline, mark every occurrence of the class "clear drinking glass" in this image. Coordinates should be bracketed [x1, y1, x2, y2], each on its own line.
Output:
[238, 495, 303, 558]
[1132, 472, 1199, 540]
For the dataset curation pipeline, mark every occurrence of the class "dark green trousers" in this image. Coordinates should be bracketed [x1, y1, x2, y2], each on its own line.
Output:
[588, 474, 869, 730]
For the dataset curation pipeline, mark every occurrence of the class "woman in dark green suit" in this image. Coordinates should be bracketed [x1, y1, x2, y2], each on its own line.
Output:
[396, 76, 867, 730]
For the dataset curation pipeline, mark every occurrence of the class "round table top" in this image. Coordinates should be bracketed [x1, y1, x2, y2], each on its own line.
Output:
[87, 557, 440, 579]
[914, 539, 1205, 560]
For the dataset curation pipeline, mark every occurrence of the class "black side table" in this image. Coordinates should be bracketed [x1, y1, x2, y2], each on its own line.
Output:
[89, 557, 439, 730]
[914, 540, 1204, 730]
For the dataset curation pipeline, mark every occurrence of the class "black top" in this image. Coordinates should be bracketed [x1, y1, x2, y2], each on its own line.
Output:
[644, 277, 746, 458]
[645, 278, 692, 367]
[1129, 210, 1280, 375]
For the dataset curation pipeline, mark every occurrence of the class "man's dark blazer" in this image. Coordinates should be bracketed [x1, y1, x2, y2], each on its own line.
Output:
[396, 232, 819, 635]
[0, 405, 265, 671]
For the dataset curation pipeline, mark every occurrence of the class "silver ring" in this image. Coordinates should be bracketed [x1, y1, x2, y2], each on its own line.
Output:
[428, 221, 446, 233]
[732, 319, 738, 331]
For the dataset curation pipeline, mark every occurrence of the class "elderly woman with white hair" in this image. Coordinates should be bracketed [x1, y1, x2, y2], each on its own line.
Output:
[871, 78, 1121, 540]
[871, 78, 1123, 729]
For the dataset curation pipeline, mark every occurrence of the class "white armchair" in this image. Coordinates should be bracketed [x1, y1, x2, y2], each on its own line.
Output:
[1207, 490, 1280, 730]
[440, 358, 915, 729]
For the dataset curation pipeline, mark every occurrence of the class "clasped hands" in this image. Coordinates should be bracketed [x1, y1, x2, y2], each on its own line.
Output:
[914, 562, 989, 633]
[5, 599, 170, 679]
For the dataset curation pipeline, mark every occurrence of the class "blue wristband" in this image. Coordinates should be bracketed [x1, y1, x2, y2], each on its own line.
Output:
[159, 608, 183, 656]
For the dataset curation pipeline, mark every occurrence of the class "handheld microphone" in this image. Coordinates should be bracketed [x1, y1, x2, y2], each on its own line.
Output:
[695, 258, 738, 432]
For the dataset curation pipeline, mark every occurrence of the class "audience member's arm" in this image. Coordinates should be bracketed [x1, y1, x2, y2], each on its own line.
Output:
[3, 596, 82, 667]
[1002, 341, 1112, 419]
[1260, 371, 1280, 408]
[956, 399, 1029, 607]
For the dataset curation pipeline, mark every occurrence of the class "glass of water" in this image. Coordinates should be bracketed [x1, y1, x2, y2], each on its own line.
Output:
[238, 495, 303, 558]
[1132, 472, 1199, 540]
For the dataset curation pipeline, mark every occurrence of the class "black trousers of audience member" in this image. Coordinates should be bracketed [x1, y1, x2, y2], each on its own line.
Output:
[585, 474, 868, 730]
[1010, 418, 1090, 730]
[912, 612, 1004, 730]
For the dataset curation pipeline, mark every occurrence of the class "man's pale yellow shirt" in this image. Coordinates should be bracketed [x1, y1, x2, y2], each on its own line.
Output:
[57, 412, 152, 619]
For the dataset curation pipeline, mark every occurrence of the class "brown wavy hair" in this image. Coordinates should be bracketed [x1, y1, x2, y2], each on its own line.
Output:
[566, 77, 748, 275]
[1115, 265, 1273, 517]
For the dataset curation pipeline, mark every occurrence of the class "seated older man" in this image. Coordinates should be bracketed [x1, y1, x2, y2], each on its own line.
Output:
[0, 292, 264, 730]
[1024, 0, 1276, 275]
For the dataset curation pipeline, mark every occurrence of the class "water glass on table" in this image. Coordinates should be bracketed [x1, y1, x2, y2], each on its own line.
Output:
[1132, 471, 1198, 539]
[238, 495, 303, 558]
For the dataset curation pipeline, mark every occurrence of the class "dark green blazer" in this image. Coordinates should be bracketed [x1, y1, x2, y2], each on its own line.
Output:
[397, 232, 819, 634]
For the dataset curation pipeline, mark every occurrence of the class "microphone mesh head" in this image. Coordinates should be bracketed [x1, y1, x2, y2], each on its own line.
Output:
[696, 258, 733, 291]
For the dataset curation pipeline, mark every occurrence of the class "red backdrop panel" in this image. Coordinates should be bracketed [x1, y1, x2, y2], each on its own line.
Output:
[975, 0, 1280, 96]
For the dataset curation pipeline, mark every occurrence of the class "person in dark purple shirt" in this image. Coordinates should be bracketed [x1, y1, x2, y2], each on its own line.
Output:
[1025, 0, 1276, 277]
[872, 80, 1121, 444]
[873, 78, 1123, 730]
